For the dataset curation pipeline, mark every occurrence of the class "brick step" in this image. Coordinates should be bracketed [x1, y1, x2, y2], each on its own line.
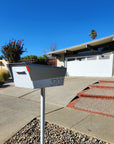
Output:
[99, 80, 114, 83]
[89, 83, 114, 89]
[67, 79, 114, 118]
[70, 97, 114, 118]
[77, 88, 114, 99]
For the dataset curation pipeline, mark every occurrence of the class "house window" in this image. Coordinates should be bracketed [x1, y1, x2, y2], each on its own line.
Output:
[87, 56, 96, 60]
[99, 55, 110, 60]
[76, 57, 86, 61]
[81, 57, 85, 61]
[67, 58, 75, 61]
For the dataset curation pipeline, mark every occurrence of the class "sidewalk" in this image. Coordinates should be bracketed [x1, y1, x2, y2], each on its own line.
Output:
[0, 94, 62, 143]
[0, 77, 114, 143]
[45, 107, 114, 144]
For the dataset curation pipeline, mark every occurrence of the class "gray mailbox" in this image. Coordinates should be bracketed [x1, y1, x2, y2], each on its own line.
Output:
[8, 62, 66, 144]
[8, 63, 66, 89]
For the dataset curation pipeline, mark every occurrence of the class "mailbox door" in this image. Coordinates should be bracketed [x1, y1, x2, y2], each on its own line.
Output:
[12, 66, 34, 89]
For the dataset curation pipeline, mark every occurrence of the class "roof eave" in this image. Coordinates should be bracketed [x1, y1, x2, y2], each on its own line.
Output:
[48, 35, 114, 55]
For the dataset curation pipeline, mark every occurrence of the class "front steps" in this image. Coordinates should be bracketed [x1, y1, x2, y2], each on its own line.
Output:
[67, 80, 114, 118]
[89, 80, 114, 89]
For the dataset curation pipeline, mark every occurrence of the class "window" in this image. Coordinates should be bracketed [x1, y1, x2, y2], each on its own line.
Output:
[87, 56, 96, 60]
[99, 55, 110, 60]
[80, 57, 85, 61]
[67, 58, 75, 61]
[76, 57, 85, 61]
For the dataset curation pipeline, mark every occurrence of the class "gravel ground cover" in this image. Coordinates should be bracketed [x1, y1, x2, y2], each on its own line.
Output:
[4, 117, 109, 144]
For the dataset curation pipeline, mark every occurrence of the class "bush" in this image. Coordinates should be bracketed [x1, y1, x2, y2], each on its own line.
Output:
[0, 70, 10, 82]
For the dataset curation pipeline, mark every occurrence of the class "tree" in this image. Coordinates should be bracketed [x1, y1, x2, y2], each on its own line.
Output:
[89, 30, 97, 40]
[2, 39, 26, 63]
[23, 55, 38, 60]
[50, 43, 57, 52]
[22, 54, 48, 65]
[0, 55, 3, 60]
[43, 43, 57, 57]
[37, 55, 48, 64]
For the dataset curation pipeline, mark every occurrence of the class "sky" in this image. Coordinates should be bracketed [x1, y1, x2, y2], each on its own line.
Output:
[0, 0, 114, 57]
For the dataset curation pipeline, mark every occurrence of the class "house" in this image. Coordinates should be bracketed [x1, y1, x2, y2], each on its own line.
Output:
[0, 60, 9, 71]
[48, 35, 114, 77]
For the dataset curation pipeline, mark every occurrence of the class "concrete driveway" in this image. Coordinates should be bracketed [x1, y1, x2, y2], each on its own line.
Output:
[0, 77, 108, 143]
[20, 77, 101, 106]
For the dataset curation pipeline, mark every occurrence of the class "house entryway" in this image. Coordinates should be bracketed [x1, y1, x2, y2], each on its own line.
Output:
[67, 79, 114, 118]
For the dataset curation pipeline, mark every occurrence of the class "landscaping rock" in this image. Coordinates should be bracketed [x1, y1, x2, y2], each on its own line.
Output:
[4, 117, 110, 144]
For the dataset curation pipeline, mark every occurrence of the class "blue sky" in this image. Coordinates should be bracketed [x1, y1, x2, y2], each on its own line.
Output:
[0, 0, 114, 57]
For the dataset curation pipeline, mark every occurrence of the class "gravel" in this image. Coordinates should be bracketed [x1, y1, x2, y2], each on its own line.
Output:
[4, 117, 110, 144]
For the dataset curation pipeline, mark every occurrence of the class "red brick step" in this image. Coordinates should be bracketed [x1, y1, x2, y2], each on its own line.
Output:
[77, 88, 114, 99]
[67, 97, 114, 118]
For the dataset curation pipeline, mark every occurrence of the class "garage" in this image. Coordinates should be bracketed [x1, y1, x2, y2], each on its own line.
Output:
[48, 35, 114, 77]
[66, 54, 114, 77]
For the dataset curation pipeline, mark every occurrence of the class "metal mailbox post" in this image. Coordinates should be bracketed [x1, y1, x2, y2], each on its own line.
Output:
[9, 63, 66, 144]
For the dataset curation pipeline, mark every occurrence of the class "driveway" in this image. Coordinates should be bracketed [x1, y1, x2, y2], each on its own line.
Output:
[0, 77, 104, 143]
[21, 77, 101, 106]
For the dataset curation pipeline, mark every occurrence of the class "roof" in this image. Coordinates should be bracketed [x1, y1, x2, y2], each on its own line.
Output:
[48, 35, 114, 55]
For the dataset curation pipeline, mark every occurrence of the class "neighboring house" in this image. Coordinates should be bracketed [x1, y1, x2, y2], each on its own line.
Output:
[0, 60, 8, 71]
[48, 35, 114, 77]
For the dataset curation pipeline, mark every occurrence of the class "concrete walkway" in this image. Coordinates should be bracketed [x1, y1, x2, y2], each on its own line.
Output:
[18, 77, 102, 106]
[0, 77, 114, 143]
[45, 107, 114, 144]
[0, 93, 62, 143]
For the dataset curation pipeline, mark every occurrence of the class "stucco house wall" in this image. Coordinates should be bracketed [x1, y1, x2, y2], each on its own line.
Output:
[0, 60, 9, 70]
[57, 54, 65, 67]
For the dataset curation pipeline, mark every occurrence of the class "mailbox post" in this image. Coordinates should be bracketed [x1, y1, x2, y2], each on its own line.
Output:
[41, 88, 45, 144]
[9, 63, 66, 144]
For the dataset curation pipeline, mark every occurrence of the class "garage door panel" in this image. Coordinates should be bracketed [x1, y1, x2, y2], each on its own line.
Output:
[67, 56, 113, 77]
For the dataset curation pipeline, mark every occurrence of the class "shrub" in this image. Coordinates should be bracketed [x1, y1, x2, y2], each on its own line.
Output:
[0, 70, 10, 82]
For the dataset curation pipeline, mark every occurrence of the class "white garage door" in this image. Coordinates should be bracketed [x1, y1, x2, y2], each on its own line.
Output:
[66, 55, 113, 77]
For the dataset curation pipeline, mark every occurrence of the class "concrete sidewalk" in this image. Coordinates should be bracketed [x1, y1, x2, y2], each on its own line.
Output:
[0, 93, 63, 143]
[0, 77, 114, 143]
[14, 77, 101, 106]
[0, 77, 100, 107]
[45, 107, 114, 144]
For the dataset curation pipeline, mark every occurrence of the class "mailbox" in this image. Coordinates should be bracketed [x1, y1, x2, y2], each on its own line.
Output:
[8, 62, 66, 144]
[8, 63, 66, 89]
